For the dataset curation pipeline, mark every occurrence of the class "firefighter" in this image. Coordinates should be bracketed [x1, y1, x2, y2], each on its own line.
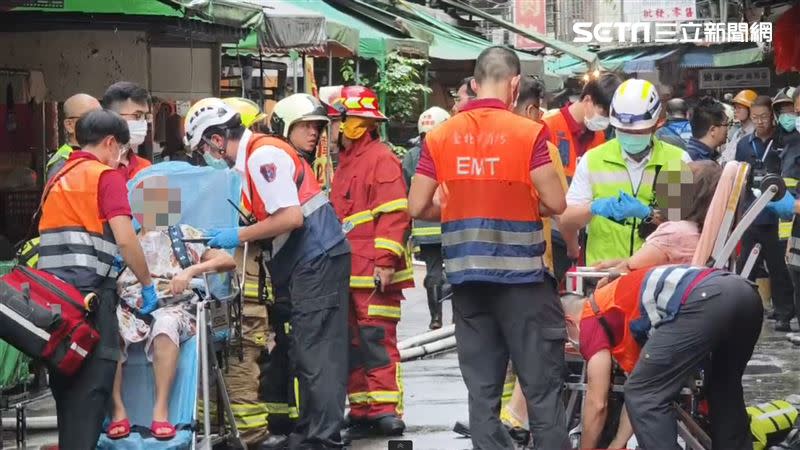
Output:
[38, 109, 156, 448]
[560, 79, 690, 267]
[542, 72, 620, 183]
[721, 89, 758, 163]
[45, 93, 101, 180]
[402, 106, 451, 330]
[409, 46, 568, 450]
[184, 95, 350, 449]
[583, 266, 763, 450]
[329, 85, 414, 438]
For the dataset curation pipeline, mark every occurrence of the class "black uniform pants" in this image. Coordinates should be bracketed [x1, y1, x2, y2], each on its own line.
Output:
[739, 223, 795, 321]
[452, 278, 569, 450]
[419, 244, 445, 318]
[259, 296, 296, 435]
[286, 251, 351, 449]
[49, 285, 119, 449]
[788, 267, 800, 324]
[625, 275, 763, 450]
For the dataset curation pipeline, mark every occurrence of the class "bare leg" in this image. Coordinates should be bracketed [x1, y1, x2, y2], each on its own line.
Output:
[110, 359, 128, 434]
[608, 404, 634, 449]
[151, 333, 179, 429]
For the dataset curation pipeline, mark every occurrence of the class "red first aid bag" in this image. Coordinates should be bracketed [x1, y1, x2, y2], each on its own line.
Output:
[0, 266, 99, 376]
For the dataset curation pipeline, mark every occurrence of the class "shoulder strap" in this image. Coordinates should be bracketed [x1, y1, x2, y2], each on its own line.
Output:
[168, 226, 193, 270]
[247, 134, 305, 192]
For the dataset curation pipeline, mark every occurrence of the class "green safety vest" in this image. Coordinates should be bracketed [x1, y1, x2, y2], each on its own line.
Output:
[412, 219, 441, 245]
[585, 138, 687, 266]
[45, 143, 75, 180]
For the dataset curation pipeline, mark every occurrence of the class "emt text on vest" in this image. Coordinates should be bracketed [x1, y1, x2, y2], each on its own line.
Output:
[456, 157, 500, 176]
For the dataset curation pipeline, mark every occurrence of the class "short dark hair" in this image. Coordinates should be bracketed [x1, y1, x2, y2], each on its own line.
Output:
[684, 160, 723, 230]
[102, 81, 150, 110]
[75, 109, 130, 147]
[751, 95, 774, 111]
[474, 46, 520, 84]
[517, 76, 545, 109]
[690, 97, 727, 138]
[202, 114, 246, 143]
[580, 72, 622, 113]
[461, 76, 476, 98]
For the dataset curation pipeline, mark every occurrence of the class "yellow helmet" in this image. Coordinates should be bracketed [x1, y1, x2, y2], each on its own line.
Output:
[732, 89, 758, 109]
[223, 97, 267, 128]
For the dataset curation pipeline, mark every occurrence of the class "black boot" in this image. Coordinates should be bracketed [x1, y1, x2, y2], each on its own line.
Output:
[427, 286, 443, 330]
[376, 415, 406, 436]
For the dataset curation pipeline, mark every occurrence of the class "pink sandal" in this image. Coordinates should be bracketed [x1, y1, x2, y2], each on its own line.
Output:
[108, 418, 131, 440]
[151, 420, 177, 440]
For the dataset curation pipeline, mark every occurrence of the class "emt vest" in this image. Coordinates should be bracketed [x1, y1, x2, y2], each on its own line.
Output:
[242, 134, 346, 285]
[38, 158, 119, 291]
[580, 268, 651, 374]
[585, 138, 686, 266]
[425, 106, 545, 285]
[543, 109, 605, 180]
[629, 265, 723, 344]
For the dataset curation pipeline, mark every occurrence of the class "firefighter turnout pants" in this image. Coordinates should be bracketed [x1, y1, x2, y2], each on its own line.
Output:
[259, 296, 298, 436]
[286, 251, 350, 448]
[452, 279, 569, 450]
[348, 288, 404, 419]
[50, 284, 119, 449]
[625, 275, 763, 450]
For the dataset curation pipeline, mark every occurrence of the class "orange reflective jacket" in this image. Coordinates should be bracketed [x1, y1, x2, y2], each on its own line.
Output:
[543, 109, 605, 179]
[426, 103, 545, 285]
[38, 157, 118, 290]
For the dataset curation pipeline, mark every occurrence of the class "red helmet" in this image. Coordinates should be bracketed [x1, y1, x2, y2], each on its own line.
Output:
[336, 85, 387, 121]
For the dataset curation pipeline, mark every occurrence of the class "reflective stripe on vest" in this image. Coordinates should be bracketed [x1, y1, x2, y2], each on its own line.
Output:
[585, 138, 687, 266]
[38, 158, 118, 289]
[787, 237, 800, 269]
[425, 107, 546, 285]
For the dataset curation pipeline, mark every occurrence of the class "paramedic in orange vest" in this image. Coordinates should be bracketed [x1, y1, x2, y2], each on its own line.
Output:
[543, 73, 621, 182]
[328, 85, 414, 439]
[409, 46, 568, 450]
[37, 109, 155, 448]
[102, 82, 153, 180]
[580, 266, 762, 450]
[184, 95, 351, 449]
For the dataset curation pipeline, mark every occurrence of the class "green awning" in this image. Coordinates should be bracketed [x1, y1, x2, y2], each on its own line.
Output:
[396, 1, 536, 61]
[298, 0, 428, 62]
[546, 49, 649, 76]
[680, 45, 764, 68]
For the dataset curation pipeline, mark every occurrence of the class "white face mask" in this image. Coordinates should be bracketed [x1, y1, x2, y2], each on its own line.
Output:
[584, 105, 610, 131]
[127, 119, 148, 147]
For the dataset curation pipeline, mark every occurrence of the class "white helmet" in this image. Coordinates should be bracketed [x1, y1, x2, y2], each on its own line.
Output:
[418, 106, 451, 134]
[609, 79, 661, 131]
[183, 98, 239, 150]
[270, 93, 330, 138]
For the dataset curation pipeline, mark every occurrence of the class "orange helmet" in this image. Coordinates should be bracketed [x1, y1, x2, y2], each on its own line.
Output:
[335, 86, 387, 121]
[732, 89, 758, 108]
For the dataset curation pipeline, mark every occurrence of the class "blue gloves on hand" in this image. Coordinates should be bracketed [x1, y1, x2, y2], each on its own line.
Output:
[207, 227, 241, 249]
[112, 254, 125, 272]
[766, 192, 797, 220]
[590, 197, 619, 219]
[139, 284, 159, 315]
[614, 192, 652, 221]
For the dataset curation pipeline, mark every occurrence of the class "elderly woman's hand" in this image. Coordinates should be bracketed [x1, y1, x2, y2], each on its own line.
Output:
[593, 259, 624, 271]
[169, 269, 193, 295]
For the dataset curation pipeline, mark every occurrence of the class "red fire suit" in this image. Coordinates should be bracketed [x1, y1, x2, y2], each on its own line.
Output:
[330, 134, 414, 419]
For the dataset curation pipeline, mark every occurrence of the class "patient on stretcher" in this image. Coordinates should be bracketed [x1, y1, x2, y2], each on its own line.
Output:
[108, 178, 236, 440]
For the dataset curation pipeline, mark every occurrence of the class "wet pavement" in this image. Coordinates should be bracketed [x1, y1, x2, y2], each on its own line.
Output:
[3, 266, 800, 449]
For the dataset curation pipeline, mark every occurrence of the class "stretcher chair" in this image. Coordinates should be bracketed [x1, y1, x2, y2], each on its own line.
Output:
[560, 162, 786, 450]
[97, 162, 245, 450]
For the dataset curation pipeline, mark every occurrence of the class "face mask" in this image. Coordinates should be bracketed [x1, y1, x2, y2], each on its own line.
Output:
[127, 119, 148, 147]
[779, 113, 797, 133]
[341, 117, 373, 140]
[203, 152, 229, 170]
[584, 110, 610, 131]
[616, 130, 653, 155]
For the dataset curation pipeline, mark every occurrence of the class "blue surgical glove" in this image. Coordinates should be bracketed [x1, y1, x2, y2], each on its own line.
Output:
[766, 192, 797, 220]
[207, 227, 241, 249]
[590, 197, 618, 219]
[139, 284, 159, 315]
[132, 217, 142, 234]
[112, 254, 124, 272]
[613, 191, 652, 221]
